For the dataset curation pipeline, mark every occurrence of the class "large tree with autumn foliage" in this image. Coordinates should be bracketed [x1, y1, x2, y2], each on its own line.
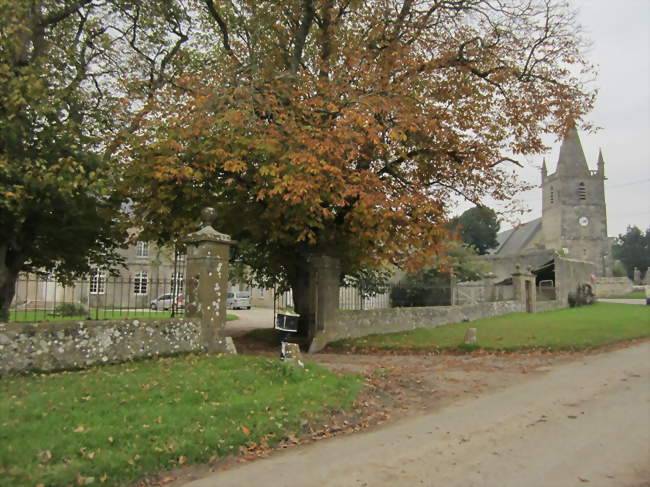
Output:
[122, 0, 595, 334]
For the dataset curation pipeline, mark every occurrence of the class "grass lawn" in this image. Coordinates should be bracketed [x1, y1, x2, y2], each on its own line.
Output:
[329, 302, 650, 352]
[605, 291, 646, 299]
[0, 355, 362, 487]
[7, 310, 238, 323]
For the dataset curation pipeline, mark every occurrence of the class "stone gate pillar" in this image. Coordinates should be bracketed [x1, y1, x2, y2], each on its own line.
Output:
[449, 274, 458, 306]
[512, 265, 536, 313]
[184, 207, 235, 353]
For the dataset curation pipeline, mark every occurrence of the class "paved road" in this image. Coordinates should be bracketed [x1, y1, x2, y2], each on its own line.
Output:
[185, 342, 650, 487]
[224, 307, 274, 337]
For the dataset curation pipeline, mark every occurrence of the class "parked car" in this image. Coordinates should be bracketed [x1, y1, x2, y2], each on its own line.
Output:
[227, 291, 251, 309]
[150, 293, 185, 310]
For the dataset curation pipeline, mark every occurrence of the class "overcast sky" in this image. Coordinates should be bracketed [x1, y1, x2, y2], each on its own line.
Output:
[488, 0, 650, 237]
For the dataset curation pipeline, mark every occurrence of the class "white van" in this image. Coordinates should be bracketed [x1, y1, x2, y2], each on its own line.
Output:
[227, 291, 251, 309]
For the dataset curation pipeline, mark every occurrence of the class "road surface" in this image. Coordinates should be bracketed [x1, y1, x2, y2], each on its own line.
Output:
[185, 342, 650, 487]
[224, 308, 274, 337]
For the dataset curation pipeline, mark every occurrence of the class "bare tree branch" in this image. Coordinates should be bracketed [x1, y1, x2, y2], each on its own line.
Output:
[491, 157, 523, 168]
[203, 0, 241, 66]
[42, 0, 94, 27]
[290, 0, 316, 74]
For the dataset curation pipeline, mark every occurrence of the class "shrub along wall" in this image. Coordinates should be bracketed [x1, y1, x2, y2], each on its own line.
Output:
[0, 318, 202, 376]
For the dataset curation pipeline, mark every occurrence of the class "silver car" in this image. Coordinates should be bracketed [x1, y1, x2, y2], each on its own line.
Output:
[227, 291, 251, 309]
[150, 293, 185, 310]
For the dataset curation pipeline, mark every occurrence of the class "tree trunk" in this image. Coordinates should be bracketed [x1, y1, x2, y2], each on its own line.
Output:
[289, 256, 312, 340]
[288, 251, 341, 348]
[0, 246, 21, 322]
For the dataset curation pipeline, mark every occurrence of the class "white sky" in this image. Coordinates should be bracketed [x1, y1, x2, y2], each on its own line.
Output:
[472, 0, 650, 237]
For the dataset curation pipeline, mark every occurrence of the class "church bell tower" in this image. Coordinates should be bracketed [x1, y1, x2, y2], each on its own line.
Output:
[541, 128, 610, 275]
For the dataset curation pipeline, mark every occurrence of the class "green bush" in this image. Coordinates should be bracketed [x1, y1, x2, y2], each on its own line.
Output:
[612, 260, 627, 277]
[52, 302, 88, 317]
[390, 283, 451, 307]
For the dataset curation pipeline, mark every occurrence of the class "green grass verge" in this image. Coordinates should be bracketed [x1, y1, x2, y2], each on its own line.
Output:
[604, 291, 646, 299]
[7, 310, 238, 323]
[329, 302, 650, 352]
[0, 355, 362, 487]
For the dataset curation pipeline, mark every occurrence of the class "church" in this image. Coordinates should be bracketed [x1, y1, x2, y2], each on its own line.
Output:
[486, 128, 611, 280]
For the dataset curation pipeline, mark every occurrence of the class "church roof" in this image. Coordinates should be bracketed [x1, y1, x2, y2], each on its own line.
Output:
[491, 218, 542, 256]
[555, 128, 590, 175]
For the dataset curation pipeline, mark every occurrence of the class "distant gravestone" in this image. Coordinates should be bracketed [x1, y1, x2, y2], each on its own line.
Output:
[634, 267, 641, 284]
[224, 337, 237, 355]
[464, 327, 477, 345]
[282, 342, 304, 368]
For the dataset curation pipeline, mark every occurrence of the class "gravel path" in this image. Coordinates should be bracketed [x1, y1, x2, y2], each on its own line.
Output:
[183, 342, 650, 487]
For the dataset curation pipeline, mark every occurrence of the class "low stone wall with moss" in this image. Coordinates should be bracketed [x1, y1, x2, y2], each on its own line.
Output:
[0, 318, 203, 376]
[310, 301, 525, 351]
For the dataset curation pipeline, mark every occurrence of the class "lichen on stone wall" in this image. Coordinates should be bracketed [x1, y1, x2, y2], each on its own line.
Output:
[0, 318, 203, 376]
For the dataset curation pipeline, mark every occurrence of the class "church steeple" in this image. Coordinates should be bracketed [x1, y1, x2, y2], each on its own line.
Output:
[555, 127, 590, 175]
[540, 126, 609, 276]
[541, 158, 548, 179]
[597, 148, 605, 176]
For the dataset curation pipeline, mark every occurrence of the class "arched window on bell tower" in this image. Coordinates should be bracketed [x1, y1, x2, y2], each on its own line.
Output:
[550, 186, 554, 204]
[577, 182, 586, 201]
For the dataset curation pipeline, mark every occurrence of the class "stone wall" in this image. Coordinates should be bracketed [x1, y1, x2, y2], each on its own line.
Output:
[312, 301, 524, 346]
[592, 277, 633, 297]
[535, 300, 562, 313]
[0, 318, 203, 376]
[554, 256, 595, 306]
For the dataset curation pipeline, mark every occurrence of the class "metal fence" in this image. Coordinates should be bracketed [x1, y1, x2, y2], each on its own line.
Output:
[273, 284, 453, 312]
[537, 284, 557, 301]
[273, 289, 294, 312]
[339, 286, 392, 310]
[8, 274, 185, 322]
[455, 283, 516, 305]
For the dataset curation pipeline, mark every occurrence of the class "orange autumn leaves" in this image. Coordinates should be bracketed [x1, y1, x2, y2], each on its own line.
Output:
[121, 0, 595, 274]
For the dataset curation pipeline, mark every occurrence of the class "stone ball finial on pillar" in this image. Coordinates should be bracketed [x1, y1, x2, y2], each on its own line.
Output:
[201, 207, 217, 228]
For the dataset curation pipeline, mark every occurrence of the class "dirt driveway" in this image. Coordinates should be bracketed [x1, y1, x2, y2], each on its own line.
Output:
[148, 336, 648, 487]
[182, 341, 650, 487]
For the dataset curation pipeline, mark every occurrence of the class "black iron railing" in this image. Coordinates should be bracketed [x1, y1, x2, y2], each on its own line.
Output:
[273, 284, 453, 312]
[8, 275, 185, 323]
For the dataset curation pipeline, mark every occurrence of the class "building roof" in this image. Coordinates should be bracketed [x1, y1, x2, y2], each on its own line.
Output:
[491, 218, 542, 256]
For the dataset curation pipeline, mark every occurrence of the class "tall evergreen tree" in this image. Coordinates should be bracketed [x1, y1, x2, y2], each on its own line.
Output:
[613, 226, 650, 280]
[452, 207, 501, 255]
